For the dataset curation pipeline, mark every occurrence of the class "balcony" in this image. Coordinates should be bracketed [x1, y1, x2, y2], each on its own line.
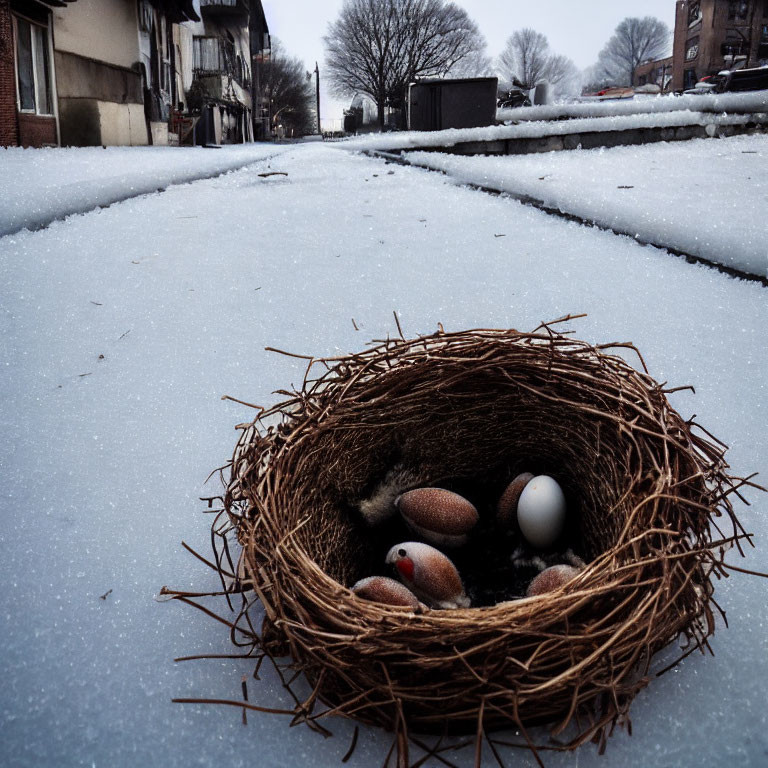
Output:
[199, 0, 249, 19]
[192, 36, 250, 91]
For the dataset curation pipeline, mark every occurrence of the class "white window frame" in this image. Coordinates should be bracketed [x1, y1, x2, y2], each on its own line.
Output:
[160, 16, 174, 101]
[12, 13, 55, 117]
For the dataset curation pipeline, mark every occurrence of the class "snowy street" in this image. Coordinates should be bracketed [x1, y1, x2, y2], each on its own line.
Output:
[1, 138, 767, 767]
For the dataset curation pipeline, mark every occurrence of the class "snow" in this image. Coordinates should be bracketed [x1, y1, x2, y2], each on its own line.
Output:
[399, 133, 768, 278]
[497, 90, 768, 123]
[0, 144, 294, 236]
[1, 141, 767, 768]
[339, 107, 768, 154]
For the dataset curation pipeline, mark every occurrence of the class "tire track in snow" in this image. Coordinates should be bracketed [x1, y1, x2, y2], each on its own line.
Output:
[0, 150, 291, 239]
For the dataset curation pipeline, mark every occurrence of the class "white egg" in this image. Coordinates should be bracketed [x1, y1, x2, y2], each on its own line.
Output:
[516, 475, 566, 548]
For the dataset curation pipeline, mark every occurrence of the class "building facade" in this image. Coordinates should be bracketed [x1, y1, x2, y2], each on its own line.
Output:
[0, 0, 20, 145]
[635, 56, 674, 91]
[181, 0, 253, 145]
[1, 0, 269, 147]
[673, 0, 768, 90]
[248, 0, 269, 140]
[3, 0, 69, 147]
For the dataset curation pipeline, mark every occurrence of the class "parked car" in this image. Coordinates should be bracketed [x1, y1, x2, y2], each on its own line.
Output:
[497, 86, 531, 109]
[594, 86, 635, 100]
[686, 66, 768, 94]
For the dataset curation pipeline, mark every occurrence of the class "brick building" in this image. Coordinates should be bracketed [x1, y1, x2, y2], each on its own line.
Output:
[1, 0, 75, 147]
[1, 0, 270, 147]
[1, 0, 18, 145]
[673, 0, 768, 90]
[635, 56, 674, 91]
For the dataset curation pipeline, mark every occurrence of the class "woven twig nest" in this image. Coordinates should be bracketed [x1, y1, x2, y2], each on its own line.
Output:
[205, 319, 757, 761]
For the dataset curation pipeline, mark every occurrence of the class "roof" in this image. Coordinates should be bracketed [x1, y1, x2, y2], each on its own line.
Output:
[410, 77, 499, 87]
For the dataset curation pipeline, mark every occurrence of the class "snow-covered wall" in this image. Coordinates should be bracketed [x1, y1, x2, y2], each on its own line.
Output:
[498, 91, 768, 123]
[340, 109, 768, 152]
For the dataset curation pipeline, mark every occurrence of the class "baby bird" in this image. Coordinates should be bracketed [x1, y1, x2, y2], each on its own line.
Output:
[386, 542, 470, 609]
[511, 546, 585, 572]
[358, 464, 423, 525]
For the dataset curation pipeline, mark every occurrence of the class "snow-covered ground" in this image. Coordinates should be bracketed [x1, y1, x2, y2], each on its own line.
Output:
[399, 134, 768, 278]
[1, 141, 767, 768]
[0, 143, 294, 236]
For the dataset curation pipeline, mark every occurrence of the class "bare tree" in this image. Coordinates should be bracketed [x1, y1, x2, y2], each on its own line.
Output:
[595, 17, 671, 86]
[498, 29, 550, 90]
[445, 48, 494, 79]
[545, 53, 580, 97]
[325, 0, 486, 128]
[497, 29, 579, 95]
[263, 39, 314, 137]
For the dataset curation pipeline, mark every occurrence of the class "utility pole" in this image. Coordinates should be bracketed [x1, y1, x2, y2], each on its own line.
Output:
[315, 62, 321, 135]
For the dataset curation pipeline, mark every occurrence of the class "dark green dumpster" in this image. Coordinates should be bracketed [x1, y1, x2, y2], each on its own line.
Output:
[407, 77, 498, 131]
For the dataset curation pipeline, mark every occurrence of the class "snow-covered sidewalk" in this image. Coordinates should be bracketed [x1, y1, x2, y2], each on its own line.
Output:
[1, 142, 766, 768]
[0, 143, 294, 236]
[388, 134, 768, 278]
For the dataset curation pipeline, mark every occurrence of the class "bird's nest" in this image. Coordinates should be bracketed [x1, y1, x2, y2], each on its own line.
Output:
[165, 317, 761, 766]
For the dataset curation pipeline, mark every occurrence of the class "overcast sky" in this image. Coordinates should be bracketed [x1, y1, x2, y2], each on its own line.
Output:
[260, 0, 677, 128]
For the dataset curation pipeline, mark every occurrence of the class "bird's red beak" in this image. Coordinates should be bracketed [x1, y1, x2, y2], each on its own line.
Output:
[396, 557, 414, 581]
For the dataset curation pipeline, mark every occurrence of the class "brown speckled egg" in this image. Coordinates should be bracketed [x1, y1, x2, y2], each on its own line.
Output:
[396, 488, 479, 548]
[526, 564, 581, 597]
[496, 472, 534, 529]
[386, 542, 470, 609]
[351, 576, 421, 609]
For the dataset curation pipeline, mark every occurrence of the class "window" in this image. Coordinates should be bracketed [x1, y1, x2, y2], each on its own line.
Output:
[686, 36, 700, 61]
[683, 68, 698, 90]
[138, 0, 153, 32]
[722, 28, 749, 56]
[161, 17, 171, 94]
[688, 1, 702, 27]
[13, 15, 52, 115]
[193, 36, 223, 74]
[761, 25, 768, 59]
[728, 1, 749, 21]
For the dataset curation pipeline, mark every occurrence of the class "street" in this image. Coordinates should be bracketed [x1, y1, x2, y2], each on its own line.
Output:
[1, 139, 766, 767]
